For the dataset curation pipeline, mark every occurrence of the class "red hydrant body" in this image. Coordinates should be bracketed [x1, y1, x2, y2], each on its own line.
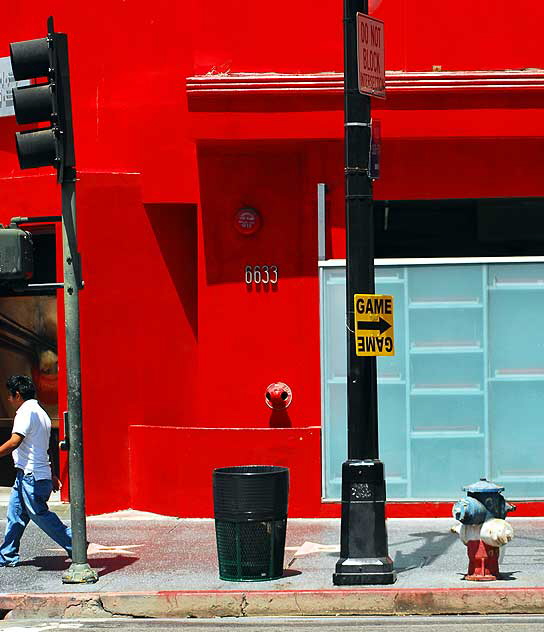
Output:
[465, 539, 500, 581]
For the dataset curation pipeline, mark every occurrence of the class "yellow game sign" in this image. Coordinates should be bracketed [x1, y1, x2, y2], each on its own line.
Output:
[354, 293, 394, 356]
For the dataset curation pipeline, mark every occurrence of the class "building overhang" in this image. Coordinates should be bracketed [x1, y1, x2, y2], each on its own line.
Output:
[187, 70, 544, 110]
[186, 70, 544, 141]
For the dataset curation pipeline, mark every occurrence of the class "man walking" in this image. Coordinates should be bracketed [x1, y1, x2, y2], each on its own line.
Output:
[0, 375, 72, 567]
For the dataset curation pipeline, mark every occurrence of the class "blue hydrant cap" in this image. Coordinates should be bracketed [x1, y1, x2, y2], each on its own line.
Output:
[463, 477, 504, 493]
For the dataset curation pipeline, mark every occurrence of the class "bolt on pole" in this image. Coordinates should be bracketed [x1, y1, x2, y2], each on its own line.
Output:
[332, 0, 396, 585]
[61, 167, 98, 585]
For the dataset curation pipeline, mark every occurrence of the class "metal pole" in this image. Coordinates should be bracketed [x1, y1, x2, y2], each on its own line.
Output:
[344, 3, 378, 462]
[61, 167, 98, 585]
[332, 0, 396, 585]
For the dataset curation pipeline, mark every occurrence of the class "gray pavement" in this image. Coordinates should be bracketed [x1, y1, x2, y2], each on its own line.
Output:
[1, 491, 544, 618]
[0, 504, 543, 593]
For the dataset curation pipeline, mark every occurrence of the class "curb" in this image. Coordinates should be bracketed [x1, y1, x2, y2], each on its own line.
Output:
[3, 588, 544, 619]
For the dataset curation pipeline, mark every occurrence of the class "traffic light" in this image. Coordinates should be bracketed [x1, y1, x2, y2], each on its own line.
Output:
[10, 17, 74, 181]
[0, 228, 33, 286]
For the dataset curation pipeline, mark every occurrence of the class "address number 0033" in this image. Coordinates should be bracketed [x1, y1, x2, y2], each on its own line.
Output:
[245, 265, 278, 285]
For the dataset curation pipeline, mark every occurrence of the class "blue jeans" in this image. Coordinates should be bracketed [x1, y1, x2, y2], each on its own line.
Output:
[0, 470, 72, 566]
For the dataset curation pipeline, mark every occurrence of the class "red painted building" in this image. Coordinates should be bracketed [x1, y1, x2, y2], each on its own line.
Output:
[0, 1, 544, 517]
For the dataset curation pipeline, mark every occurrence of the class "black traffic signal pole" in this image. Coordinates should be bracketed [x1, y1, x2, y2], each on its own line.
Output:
[10, 17, 97, 584]
[332, 0, 396, 585]
[61, 166, 97, 584]
[48, 16, 96, 585]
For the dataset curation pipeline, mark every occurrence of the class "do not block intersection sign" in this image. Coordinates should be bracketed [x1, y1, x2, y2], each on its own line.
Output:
[354, 293, 394, 356]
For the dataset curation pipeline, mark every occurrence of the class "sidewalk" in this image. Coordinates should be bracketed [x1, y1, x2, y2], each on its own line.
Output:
[1, 496, 544, 618]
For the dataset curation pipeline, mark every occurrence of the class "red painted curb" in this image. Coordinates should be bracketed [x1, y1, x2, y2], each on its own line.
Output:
[2, 587, 544, 618]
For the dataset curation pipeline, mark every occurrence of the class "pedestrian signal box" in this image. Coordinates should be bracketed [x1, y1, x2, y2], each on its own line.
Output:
[354, 293, 394, 356]
[0, 228, 34, 285]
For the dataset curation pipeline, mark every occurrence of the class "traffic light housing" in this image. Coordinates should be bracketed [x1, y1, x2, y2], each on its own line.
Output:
[10, 17, 75, 181]
[0, 228, 33, 286]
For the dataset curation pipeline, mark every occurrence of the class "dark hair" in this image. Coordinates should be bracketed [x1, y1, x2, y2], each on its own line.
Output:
[6, 375, 36, 401]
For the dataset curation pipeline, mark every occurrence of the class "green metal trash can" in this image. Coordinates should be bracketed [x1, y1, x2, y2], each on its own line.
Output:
[213, 465, 289, 581]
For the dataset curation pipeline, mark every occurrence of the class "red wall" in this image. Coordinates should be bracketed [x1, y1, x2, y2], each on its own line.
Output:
[0, 174, 198, 514]
[129, 426, 323, 517]
[196, 144, 321, 427]
[191, 0, 544, 74]
[2, 1, 544, 178]
[1, 2, 544, 515]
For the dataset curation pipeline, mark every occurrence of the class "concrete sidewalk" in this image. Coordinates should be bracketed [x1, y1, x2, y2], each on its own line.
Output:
[0, 501, 544, 618]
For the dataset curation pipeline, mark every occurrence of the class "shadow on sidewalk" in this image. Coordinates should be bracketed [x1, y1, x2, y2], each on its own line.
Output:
[282, 569, 302, 578]
[392, 530, 457, 574]
[19, 555, 138, 577]
[497, 572, 519, 580]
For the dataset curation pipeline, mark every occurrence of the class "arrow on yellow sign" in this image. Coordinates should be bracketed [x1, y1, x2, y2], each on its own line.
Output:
[356, 316, 391, 335]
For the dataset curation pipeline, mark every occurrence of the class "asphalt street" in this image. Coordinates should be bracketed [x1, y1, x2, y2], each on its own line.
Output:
[2, 616, 544, 631]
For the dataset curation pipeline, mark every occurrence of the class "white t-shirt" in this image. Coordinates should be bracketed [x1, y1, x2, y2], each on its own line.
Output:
[12, 399, 52, 481]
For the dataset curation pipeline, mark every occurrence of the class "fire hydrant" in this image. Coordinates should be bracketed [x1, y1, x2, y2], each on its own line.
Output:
[451, 478, 516, 581]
